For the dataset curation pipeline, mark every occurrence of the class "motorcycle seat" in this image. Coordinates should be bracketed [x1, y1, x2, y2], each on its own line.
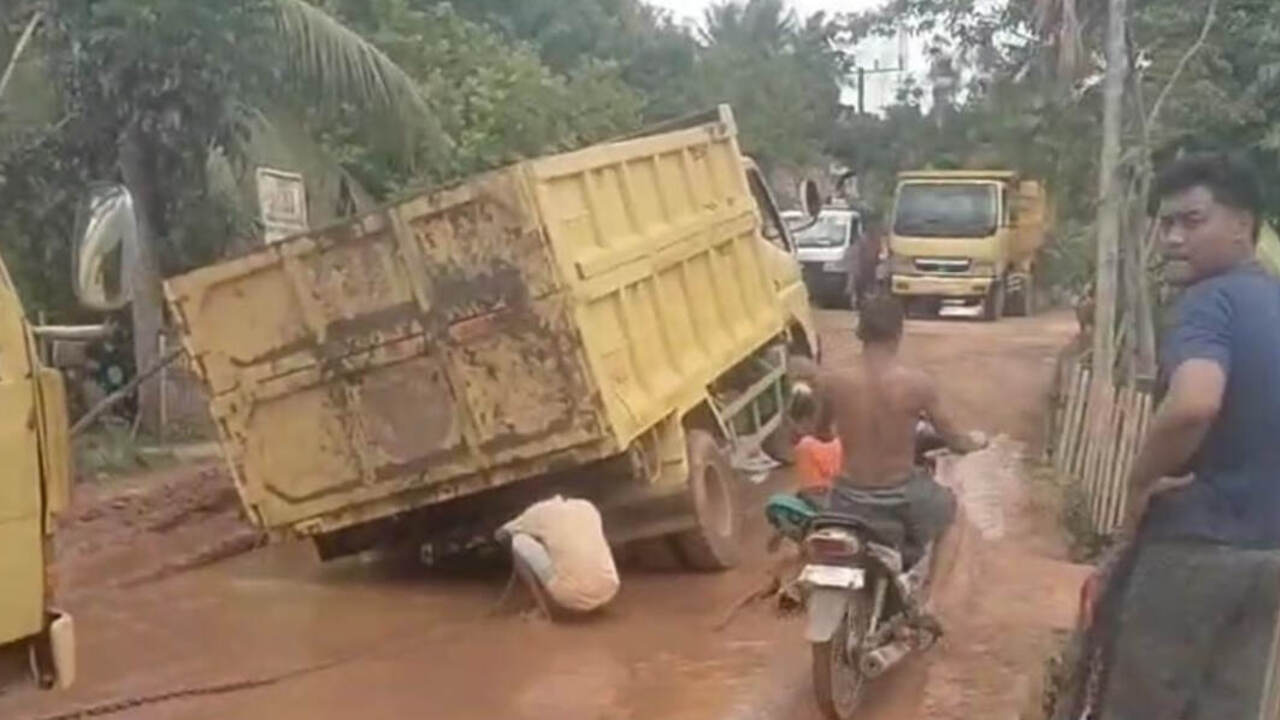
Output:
[811, 509, 906, 549]
[765, 493, 818, 538]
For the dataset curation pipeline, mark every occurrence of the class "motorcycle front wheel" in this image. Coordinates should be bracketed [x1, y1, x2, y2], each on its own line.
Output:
[812, 593, 870, 720]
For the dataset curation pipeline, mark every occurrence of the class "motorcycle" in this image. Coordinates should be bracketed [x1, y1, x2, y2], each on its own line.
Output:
[765, 417, 947, 720]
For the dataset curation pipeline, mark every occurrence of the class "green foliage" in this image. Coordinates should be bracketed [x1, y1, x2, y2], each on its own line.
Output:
[1136, 0, 1280, 224]
[694, 1, 845, 171]
[0, 0, 441, 323]
[316, 0, 644, 195]
[0, 129, 86, 317]
[453, 0, 700, 121]
[455, 0, 846, 171]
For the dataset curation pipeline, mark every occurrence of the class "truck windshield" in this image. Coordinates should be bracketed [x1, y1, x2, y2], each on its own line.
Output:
[894, 183, 997, 238]
[793, 214, 853, 248]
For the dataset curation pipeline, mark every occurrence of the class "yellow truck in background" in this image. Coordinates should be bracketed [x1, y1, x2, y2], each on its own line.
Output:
[887, 170, 1048, 320]
[164, 105, 819, 569]
[0, 224, 86, 692]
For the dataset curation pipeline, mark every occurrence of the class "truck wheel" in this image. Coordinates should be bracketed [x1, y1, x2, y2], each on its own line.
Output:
[672, 429, 742, 571]
[1006, 273, 1035, 317]
[983, 281, 1006, 322]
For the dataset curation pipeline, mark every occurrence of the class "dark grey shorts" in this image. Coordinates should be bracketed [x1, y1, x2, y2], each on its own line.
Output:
[829, 469, 956, 553]
[1098, 541, 1280, 720]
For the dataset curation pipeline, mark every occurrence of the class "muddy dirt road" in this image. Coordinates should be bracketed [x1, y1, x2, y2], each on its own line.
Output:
[0, 309, 1088, 720]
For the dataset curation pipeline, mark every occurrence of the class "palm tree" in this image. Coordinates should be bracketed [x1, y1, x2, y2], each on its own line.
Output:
[20, 0, 443, 431]
[701, 0, 797, 54]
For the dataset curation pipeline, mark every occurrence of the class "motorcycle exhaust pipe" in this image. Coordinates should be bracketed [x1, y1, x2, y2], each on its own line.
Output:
[861, 638, 914, 678]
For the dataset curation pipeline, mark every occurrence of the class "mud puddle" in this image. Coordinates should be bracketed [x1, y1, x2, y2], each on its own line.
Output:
[54, 462, 262, 596]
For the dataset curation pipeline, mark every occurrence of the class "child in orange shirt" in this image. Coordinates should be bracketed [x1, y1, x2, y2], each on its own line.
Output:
[789, 381, 842, 508]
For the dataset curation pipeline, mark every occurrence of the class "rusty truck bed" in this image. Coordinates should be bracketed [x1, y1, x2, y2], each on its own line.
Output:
[165, 106, 789, 536]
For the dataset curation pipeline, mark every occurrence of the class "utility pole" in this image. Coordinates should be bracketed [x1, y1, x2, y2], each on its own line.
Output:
[1093, 0, 1128, 388]
[858, 67, 865, 115]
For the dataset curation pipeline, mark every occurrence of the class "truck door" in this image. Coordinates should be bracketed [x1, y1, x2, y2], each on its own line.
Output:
[744, 165, 806, 306]
[0, 262, 45, 646]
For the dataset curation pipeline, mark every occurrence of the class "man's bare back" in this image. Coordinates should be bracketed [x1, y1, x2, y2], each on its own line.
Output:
[815, 352, 974, 489]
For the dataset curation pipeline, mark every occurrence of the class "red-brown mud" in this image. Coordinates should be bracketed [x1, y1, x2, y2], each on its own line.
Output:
[1, 310, 1086, 720]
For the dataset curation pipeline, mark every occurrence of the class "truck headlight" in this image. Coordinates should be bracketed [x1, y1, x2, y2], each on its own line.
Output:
[890, 255, 915, 274]
[971, 261, 996, 277]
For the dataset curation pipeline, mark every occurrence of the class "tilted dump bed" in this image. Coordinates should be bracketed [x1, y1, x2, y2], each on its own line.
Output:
[166, 105, 790, 537]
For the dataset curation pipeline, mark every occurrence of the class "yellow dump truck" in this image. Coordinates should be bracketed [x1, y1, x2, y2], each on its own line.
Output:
[165, 106, 819, 569]
[887, 170, 1048, 320]
[0, 239, 77, 691]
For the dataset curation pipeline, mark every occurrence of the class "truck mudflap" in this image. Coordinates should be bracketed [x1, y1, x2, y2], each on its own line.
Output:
[42, 610, 75, 690]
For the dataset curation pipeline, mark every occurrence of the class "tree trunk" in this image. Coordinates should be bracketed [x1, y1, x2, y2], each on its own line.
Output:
[1092, 0, 1128, 388]
[1135, 228, 1158, 378]
[118, 125, 167, 435]
[1130, 191, 1159, 380]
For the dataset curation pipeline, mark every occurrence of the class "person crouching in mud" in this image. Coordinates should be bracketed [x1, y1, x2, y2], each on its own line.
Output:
[495, 495, 619, 620]
[810, 296, 984, 574]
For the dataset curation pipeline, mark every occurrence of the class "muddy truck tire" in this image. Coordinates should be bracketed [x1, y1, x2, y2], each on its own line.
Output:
[671, 430, 742, 571]
[1006, 272, 1036, 318]
[983, 280, 1006, 322]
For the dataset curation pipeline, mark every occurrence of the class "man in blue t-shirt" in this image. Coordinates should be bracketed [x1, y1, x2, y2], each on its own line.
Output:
[1086, 154, 1280, 719]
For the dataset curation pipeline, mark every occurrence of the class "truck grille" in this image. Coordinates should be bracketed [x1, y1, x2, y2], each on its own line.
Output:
[914, 258, 971, 274]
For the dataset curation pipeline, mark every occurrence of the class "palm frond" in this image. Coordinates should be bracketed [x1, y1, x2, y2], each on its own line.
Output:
[273, 0, 446, 154]
[0, 10, 42, 107]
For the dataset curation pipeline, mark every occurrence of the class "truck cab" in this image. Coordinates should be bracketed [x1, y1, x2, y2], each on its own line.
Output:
[888, 170, 1046, 320]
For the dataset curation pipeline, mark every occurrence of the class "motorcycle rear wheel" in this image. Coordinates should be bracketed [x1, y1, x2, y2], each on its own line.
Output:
[812, 593, 870, 720]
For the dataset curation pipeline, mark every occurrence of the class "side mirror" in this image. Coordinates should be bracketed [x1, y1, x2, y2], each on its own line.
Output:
[72, 184, 137, 311]
[799, 179, 822, 220]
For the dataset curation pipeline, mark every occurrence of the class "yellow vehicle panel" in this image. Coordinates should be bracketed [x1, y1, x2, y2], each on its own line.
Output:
[1013, 180, 1048, 260]
[0, 263, 45, 645]
[166, 105, 802, 535]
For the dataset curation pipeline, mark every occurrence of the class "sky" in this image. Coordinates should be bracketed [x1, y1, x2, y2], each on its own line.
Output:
[646, 0, 883, 23]
[643, 0, 923, 113]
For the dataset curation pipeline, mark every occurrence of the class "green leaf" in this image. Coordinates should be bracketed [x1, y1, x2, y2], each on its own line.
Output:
[274, 0, 446, 154]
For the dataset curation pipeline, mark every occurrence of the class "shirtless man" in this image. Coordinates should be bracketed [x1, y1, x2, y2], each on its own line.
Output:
[812, 296, 983, 564]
